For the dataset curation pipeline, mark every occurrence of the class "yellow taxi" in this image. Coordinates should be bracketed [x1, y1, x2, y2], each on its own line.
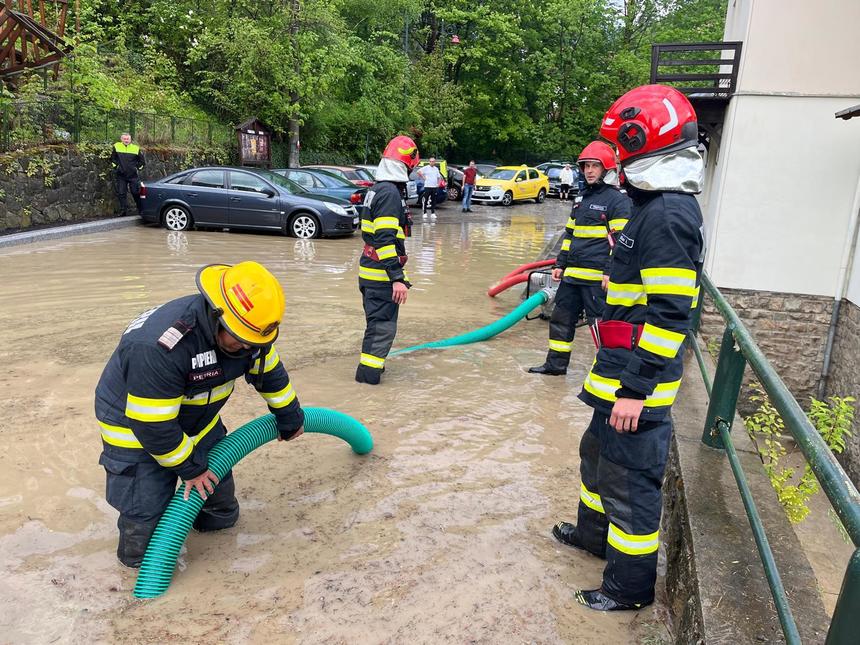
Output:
[472, 165, 550, 206]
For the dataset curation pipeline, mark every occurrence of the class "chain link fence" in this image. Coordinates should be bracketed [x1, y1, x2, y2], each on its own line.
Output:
[0, 99, 232, 152]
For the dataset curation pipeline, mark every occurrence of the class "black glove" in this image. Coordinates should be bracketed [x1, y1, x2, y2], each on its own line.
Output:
[276, 408, 305, 441]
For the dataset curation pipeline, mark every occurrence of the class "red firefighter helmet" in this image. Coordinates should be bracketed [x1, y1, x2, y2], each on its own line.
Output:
[382, 135, 420, 170]
[599, 85, 698, 163]
[577, 141, 617, 171]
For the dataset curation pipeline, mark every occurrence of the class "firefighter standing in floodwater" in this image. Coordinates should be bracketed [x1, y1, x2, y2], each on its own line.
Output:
[529, 141, 631, 376]
[552, 85, 705, 611]
[355, 135, 420, 385]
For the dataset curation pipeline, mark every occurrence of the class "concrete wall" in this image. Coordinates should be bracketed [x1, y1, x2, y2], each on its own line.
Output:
[0, 146, 224, 233]
[826, 299, 860, 486]
[704, 1, 860, 297]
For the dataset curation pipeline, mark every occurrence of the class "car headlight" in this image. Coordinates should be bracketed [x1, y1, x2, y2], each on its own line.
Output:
[489, 185, 503, 193]
[327, 204, 348, 216]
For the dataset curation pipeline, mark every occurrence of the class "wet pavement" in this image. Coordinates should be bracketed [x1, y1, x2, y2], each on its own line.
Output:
[0, 200, 669, 643]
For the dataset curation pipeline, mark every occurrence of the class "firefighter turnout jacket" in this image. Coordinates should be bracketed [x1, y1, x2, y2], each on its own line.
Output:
[556, 182, 631, 285]
[359, 181, 410, 288]
[579, 188, 704, 421]
[95, 295, 304, 481]
[111, 141, 145, 179]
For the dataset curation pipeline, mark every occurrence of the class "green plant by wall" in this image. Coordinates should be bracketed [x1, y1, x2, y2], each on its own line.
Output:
[24, 156, 58, 188]
[744, 383, 855, 524]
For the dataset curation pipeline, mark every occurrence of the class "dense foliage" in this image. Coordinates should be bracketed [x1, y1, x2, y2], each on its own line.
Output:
[20, 0, 726, 162]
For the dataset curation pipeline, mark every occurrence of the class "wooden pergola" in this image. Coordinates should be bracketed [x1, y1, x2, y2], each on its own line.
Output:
[0, 0, 73, 80]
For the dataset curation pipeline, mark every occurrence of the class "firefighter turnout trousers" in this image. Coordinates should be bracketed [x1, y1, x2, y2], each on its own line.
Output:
[100, 424, 239, 567]
[575, 410, 672, 606]
[356, 285, 399, 385]
[544, 281, 605, 372]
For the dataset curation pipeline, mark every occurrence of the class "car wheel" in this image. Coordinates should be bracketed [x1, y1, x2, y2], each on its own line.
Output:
[502, 191, 514, 207]
[289, 213, 320, 239]
[535, 189, 546, 204]
[162, 205, 192, 231]
[447, 186, 460, 201]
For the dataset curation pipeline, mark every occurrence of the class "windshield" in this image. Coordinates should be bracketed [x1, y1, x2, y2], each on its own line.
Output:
[488, 169, 517, 180]
[547, 167, 562, 179]
[312, 169, 354, 188]
[253, 169, 307, 193]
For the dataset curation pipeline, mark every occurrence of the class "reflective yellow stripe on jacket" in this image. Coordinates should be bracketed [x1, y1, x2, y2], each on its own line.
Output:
[640, 267, 697, 297]
[637, 323, 685, 359]
[248, 347, 280, 375]
[99, 414, 222, 451]
[563, 266, 603, 281]
[573, 225, 606, 239]
[260, 382, 296, 409]
[125, 394, 183, 423]
[583, 371, 681, 408]
[359, 266, 390, 282]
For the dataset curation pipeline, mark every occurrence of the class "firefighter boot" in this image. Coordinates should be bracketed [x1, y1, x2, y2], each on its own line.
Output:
[528, 364, 567, 375]
[575, 588, 652, 612]
[116, 516, 159, 568]
[551, 521, 587, 551]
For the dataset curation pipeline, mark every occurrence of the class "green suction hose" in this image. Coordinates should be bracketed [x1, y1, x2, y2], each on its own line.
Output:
[133, 408, 372, 599]
[391, 289, 549, 357]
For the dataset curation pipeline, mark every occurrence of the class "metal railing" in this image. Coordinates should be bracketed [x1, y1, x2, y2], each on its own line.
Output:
[0, 99, 232, 152]
[650, 42, 743, 99]
[691, 273, 860, 644]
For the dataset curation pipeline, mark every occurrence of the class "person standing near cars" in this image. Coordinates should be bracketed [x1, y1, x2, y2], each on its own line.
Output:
[355, 135, 420, 385]
[558, 163, 574, 201]
[418, 157, 442, 220]
[529, 142, 631, 376]
[553, 85, 705, 612]
[111, 132, 145, 216]
[461, 160, 478, 213]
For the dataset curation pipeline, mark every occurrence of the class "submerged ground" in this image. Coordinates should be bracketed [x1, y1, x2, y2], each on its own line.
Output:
[0, 201, 670, 643]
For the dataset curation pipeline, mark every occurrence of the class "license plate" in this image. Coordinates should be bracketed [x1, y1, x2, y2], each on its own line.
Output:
[353, 217, 359, 225]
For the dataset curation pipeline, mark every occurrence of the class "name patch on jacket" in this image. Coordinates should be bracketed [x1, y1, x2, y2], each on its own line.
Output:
[189, 367, 223, 382]
[617, 233, 634, 249]
[589, 204, 608, 211]
[192, 350, 218, 369]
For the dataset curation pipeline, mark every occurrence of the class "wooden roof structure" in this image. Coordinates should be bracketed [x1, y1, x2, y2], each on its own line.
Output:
[0, 0, 73, 79]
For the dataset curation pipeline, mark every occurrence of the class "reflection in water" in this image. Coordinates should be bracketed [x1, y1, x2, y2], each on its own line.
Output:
[0, 202, 663, 643]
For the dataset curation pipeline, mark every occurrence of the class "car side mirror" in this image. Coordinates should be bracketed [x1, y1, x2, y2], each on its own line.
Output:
[515, 177, 523, 182]
[262, 188, 276, 198]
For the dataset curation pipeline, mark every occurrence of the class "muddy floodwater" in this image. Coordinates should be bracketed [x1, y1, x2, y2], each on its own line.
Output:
[0, 201, 669, 644]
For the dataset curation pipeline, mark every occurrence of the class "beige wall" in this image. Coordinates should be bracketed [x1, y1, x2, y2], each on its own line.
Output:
[702, 0, 860, 296]
[725, 0, 860, 95]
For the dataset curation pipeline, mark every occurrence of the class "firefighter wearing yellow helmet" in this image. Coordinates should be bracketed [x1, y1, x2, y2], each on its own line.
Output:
[94, 261, 305, 568]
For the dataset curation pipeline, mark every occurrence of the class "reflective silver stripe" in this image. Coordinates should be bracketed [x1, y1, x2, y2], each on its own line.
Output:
[640, 268, 697, 295]
[125, 397, 182, 422]
[606, 283, 647, 306]
[261, 383, 296, 408]
[209, 380, 235, 404]
[360, 353, 385, 368]
[637, 324, 684, 358]
[153, 434, 194, 467]
[549, 339, 572, 353]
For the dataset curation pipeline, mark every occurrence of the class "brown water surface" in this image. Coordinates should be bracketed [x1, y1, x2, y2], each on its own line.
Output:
[0, 202, 668, 644]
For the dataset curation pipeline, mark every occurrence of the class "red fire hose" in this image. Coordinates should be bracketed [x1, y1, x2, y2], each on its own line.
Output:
[488, 259, 556, 297]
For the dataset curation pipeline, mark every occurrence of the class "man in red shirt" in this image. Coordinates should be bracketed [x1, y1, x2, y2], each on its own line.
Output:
[461, 160, 478, 213]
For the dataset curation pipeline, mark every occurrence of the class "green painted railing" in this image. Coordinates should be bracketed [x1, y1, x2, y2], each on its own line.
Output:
[692, 273, 860, 645]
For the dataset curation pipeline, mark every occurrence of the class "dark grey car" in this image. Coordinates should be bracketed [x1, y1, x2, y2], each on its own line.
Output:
[139, 167, 359, 238]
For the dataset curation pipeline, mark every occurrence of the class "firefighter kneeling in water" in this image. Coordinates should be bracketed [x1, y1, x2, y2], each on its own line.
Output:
[529, 141, 631, 376]
[355, 135, 420, 385]
[553, 85, 705, 611]
[95, 261, 305, 568]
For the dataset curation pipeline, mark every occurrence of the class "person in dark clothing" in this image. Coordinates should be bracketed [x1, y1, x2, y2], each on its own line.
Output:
[95, 261, 304, 568]
[529, 141, 631, 376]
[552, 85, 706, 612]
[111, 132, 145, 216]
[355, 135, 420, 385]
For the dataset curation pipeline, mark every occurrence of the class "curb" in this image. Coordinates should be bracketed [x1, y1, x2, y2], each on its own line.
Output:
[0, 216, 143, 249]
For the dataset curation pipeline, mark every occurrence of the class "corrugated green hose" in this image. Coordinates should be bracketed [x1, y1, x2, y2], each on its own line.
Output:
[390, 290, 549, 357]
[133, 408, 372, 599]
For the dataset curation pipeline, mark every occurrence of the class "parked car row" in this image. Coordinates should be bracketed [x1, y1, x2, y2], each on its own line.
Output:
[138, 159, 556, 240]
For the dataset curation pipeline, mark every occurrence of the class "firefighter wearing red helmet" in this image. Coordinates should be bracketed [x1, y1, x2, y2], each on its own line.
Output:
[529, 141, 631, 376]
[552, 85, 705, 611]
[355, 135, 420, 385]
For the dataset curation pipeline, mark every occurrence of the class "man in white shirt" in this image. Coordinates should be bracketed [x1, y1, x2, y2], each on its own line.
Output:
[559, 163, 574, 201]
[418, 158, 443, 220]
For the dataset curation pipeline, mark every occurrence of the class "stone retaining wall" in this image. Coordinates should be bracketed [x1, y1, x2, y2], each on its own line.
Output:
[825, 299, 860, 486]
[699, 287, 835, 414]
[0, 145, 225, 233]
